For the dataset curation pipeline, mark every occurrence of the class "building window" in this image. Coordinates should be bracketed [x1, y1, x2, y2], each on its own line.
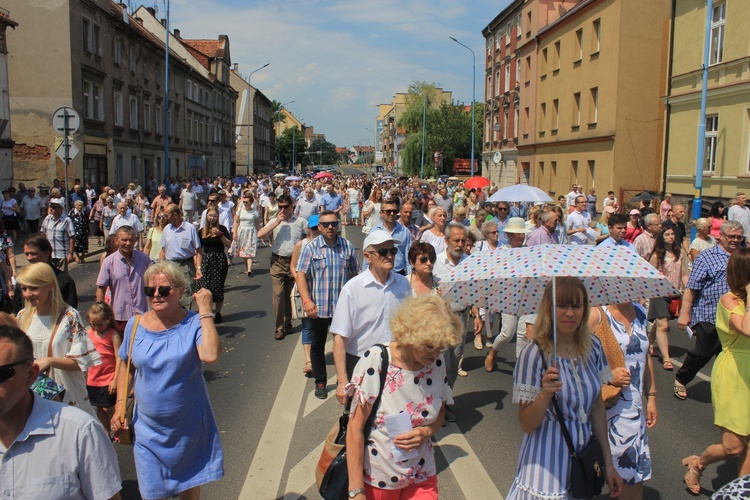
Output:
[526, 11, 532, 37]
[553, 41, 561, 73]
[514, 106, 519, 138]
[592, 19, 601, 54]
[541, 48, 548, 77]
[156, 104, 163, 134]
[709, 2, 725, 65]
[114, 90, 123, 126]
[552, 99, 559, 131]
[573, 92, 581, 127]
[83, 81, 91, 118]
[129, 45, 137, 72]
[131, 156, 138, 182]
[114, 39, 122, 65]
[116, 155, 124, 186]
[588, 160, 596, 186]
[82, 17, 102, 55]
[496, 70, 501, 96]
[129, 96, 138, 130]
[187, 79, 193, 100]
[575, 29, 583, 61]
[487, 75, 492, 100]
[572, 160, 579, 182]
[83, 79, 104, 120]
[589, 87, 598, 124]
[187, 116, 192, 142]
[516, 60, 521, 87]
[503, 108, 509, 139]
[143, 102, 151, 132]
[523, 107, 529, 136]
[505, 64, 511, 92]
[540, 102, 546, 136]
[517, 13, 522, 37]
[704, 114, 718, 173]
[525, 56, 531, 84]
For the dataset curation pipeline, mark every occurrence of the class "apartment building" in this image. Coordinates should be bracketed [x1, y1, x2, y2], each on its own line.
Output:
[527, 0, 669, 199]
[663, 0, 749, 202]
[0, 8, 17, 189]
[231, 67, 273, 175]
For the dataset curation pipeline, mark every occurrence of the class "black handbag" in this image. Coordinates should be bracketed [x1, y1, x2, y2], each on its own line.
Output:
[539, 346, 606, 499]
[317, 344, 389, 500]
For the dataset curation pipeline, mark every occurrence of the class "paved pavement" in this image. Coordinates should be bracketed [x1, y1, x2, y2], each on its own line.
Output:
[52, 226, 732, 500]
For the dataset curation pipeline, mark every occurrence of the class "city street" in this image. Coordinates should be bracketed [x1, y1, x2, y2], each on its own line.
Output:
[56, 226, 732, 500]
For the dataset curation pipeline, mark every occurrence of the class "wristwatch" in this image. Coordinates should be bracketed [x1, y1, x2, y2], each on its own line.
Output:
[348, 487, 365, 498]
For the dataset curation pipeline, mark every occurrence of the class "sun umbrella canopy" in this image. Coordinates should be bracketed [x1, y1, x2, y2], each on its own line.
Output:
[274, 173, 286, 178]
[440, 244, 680, 316]
[232, 176, 249, 185]
[285, 175, 301, 181]
[628, 191, 660, 204]
[314, 172, 334, 180]
[487, 185, 553, 204]
[463, 176, 491, 190]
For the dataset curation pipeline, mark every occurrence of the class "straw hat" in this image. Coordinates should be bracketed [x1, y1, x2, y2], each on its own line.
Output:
[503, 217, 531, 234]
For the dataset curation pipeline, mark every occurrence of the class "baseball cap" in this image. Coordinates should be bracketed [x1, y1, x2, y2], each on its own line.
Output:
[49, 197, 65, 206]
[363, 229, 401, 250]
[308, 215, 319, 228]
[629, 209, 640, 216]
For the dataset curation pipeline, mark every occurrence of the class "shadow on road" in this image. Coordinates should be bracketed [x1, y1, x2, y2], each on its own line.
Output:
[452, 389, 508, 432]
[435, 443, 469, 474]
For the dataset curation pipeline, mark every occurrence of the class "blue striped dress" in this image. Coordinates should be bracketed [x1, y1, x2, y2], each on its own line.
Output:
[507, 336, 611, 499]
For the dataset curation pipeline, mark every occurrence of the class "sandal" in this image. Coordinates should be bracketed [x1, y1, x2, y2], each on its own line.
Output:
[474, 335, 483, 350]
[663, 359, 674, 370]
[681, 455, 704, 495]
[302, 361, 312, 377]
[674, 381, 687, 400]
[485, 351, 497, 372]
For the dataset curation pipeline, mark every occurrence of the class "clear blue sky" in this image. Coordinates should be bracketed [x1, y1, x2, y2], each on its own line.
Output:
[166, 0, 512, 148]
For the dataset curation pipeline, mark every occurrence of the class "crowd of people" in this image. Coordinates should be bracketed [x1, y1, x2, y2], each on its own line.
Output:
[0, 172, 749, 499]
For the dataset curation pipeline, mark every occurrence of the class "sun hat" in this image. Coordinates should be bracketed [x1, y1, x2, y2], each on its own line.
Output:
[49, 197, 65, 206]
[503, 217, 531, 234]
[363, 229, 401, 250]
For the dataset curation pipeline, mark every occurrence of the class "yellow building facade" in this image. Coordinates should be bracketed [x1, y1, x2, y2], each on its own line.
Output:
[664, 0, 750, 200]
[529, 0, 670, 199]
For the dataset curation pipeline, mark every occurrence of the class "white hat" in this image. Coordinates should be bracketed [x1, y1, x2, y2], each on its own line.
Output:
[503, 217, 531, 234]
[363, 229, 401, 250]
[49, 197, 65, 206]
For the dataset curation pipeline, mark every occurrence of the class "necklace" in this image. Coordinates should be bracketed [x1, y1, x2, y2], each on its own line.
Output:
[558, 343, 578, 358]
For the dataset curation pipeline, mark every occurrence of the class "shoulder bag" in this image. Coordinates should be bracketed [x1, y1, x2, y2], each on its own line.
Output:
[290, 283, 306, 321]
[31, 311, 66, 402]
[117, 314, 141, 446]
[538, 345, 606, 499]
[591, 306, 625, 408]
[316, 344, 389, 500]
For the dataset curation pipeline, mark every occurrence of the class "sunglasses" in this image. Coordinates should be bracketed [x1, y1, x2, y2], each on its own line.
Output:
[497, 207, 509, 211]
[418, 256, 435, 264]
[381, 209, 398, 215]
[369, 247, 398, 257]
[144, 286, 176, 297]
[278, 204, 291, 209]
[319, 221, 339, 228]
[0, 358, 34, 383]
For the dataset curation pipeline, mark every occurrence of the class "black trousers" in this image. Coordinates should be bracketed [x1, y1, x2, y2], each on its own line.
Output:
[675, 321, 722, 386]
[310, 317, 333, 385]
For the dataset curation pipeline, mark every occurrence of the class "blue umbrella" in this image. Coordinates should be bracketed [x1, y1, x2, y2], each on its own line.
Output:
[233, 176, 249, 185]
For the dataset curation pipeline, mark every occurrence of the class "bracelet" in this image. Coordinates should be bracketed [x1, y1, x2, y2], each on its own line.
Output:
[647, 391, 657, 397]
[199, 313, 214, 320]
[303, 300, 313, 306]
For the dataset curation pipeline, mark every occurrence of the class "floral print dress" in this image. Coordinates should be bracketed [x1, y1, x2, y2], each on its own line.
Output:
[345, 345, 453, 490]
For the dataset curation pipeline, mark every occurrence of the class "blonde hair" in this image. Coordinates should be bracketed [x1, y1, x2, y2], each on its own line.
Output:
[533, 277, 592, 361]
[143, 260, 190, 290]
[693, 217, 711, 231]
[87, 301, 116, 330]
[390, 295, 462, 350]
[428, 206, 446, 220]
[201, 207, 221, 239]
[17, 262, 68, 332]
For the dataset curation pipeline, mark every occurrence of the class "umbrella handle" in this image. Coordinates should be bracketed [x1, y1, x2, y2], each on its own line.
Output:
[552, 276, 557, 362]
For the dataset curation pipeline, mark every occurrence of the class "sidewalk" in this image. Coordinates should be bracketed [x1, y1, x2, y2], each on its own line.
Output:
[13, 234, 106, 269]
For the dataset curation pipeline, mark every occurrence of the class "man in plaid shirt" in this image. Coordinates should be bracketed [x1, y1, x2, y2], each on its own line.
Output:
[295, 210, 360, 400]
[675, 220, 744, 400]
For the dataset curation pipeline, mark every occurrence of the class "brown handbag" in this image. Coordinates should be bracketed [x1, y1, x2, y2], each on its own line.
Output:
[117, 315, 141, 445]
[592, 306, 625, 408]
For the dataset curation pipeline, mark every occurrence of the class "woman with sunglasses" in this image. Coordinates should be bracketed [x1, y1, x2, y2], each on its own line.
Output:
[112, 261, 223, 500]
[144, 211, 170, 264]
[346, 295, 461, 500]
[233, 190, 261, 278]
[17, 262, 99, 417]
[407, 241, 439, 297]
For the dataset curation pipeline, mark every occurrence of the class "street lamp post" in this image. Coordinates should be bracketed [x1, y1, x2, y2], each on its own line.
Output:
[244, 63, 270, 176]
[276, 100, 295, 170]
[450, 36, 476, 177]
[410, 86, 426, 179]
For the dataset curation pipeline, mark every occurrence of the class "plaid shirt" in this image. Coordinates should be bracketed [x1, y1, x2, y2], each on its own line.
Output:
[296, 235, 360, 318]
[40, 214, 75, 259]
[686, 243, 730, 326]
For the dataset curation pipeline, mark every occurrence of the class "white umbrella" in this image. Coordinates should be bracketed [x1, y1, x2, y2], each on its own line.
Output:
[487, 185, 553, 203]
[285, 175, 301, 181]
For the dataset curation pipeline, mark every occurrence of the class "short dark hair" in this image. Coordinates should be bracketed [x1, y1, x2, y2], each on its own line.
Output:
[116, 225, 137, 237]
[319, 210, 338, 220]
[408, 241, 437, 265]
[277, 194, 293, 206]
[381, 199, 399, 211]
[608, 191, 615, 196]
[608, 213, 628, 228]
[24, 234, 53, 256]
[0, 325, 33, 360]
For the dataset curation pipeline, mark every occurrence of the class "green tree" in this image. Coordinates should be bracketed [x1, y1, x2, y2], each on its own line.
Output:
[308, 138, 340, 165]
[278, 126, 307, 170]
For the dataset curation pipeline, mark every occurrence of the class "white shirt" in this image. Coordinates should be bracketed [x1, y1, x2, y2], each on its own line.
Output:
[0, 395, 122, 500]
[433, 251, 469, 313]
[21, 195, 45, 220]
[268, 215, 308, 257]
[329, 269, 412, 356]
[728, 204, 750, 237]
[566, 210, 593, 245]
[110, 213, 144, 234]
[566, 190, 579, 209]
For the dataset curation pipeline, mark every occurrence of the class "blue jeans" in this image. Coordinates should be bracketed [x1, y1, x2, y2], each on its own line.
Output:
[301, 317, 313, 345]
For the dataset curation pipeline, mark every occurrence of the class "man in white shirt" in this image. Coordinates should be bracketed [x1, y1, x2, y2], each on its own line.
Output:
[0, 326, 122, 499]
[294, 188, 320, 220]
[21, 187, 45, 233]
[566, 195, 595, 245]
[603, 190, 618, 210]
[110, 201, 144, 248]
[331, 230, 411, 405]
[727, 192, 750, 239]
[566, 184, 579, 212]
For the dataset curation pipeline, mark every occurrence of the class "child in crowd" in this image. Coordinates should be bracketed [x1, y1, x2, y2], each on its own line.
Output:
[86, 301, 122, 433]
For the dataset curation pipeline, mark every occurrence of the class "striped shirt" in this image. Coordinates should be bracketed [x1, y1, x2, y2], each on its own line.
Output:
[40, 214, 75, 259]
[296, 235, 360, 318]
[685, 243, 730, 326]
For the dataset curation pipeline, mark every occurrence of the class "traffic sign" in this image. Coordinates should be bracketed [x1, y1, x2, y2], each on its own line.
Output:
[52, 107, 80, 135]
[56, 141, 79, 162]
[493, 152, 502, 164]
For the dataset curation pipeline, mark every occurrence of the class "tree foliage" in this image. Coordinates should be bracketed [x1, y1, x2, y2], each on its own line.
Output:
[397, 81, 483, 176]
[278, 126, 307, 169]
[270, 100, 287, 127]
[307, 138, 341, 165]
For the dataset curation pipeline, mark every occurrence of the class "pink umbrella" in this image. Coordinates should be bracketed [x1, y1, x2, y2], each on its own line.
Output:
[463, 176, 491, 190]
[314, 172, 334, 180]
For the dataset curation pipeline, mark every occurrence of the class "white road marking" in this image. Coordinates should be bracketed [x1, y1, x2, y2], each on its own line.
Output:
[239, 337, 307, 499]
[435, 423, 504, 499]
[303, 374, 337, 417]
[282, 441, 325, 500]
[668, 358, 711, 382]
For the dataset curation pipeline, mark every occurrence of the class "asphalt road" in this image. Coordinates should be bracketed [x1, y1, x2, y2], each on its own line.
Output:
[60, 227, 730, 500]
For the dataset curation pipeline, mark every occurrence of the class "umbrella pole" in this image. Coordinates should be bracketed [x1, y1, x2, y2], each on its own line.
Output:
[552, 276, 557, 362]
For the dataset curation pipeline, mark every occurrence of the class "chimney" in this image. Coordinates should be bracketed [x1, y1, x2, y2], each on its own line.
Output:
[233, 63, 238, 71]
[146, 7, 155, 16]
[134, 17, 143, 25]
[173, 29, 180, 39]
[160, 18, 167, 27]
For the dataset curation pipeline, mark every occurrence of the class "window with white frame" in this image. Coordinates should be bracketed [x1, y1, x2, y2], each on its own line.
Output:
[82, 17, 102, 55]
[143, 102, 151, 132]
[589, 87, 598, 124]
[703, 114, 718, 173]
[496, 70, 500, 96]
[505, 64, 511, 92]
[129, 45, 137, 72]
[114, 39, 122, 65]
[83, 79, 104, 120]
[592, 19, 601, 54]
[129, 96, 138, 130]
[516, 61, 521, 87]
[83, 81, 91, 118]
[187, 79, 193, 100]
[114, 90, 123, 126]
[575, 29, 583, 61]
[517, 13, 522, 37]
[573, 92, 581, 127]
[709, 2, 725, 65]
[503, 108, 509, 139]
[514, 106, 519, 138]
[487, 75, 492, 100]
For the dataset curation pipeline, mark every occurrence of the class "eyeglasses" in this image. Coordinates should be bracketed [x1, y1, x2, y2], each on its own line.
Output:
[278, 204, 291, 209]
[497, 207, 509, 211]
[722, 234, 744, 241]
[319, 221, 340, 229]
[422, 344, 445, 353]
[368, 247, 398, 257]
[208, 199, 218, 203]
[558, 304, 584, 312]
[144, 286, 176, 297]
[0, 358, 34, 383]
[418, 256, 435, 264]
[381, 209, 398, 215]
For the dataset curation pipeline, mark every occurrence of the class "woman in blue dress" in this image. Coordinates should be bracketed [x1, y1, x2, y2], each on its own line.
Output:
[112, 261, 224, 500]
[508, 277, 623, 499]
[590, 303, 658, 500]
